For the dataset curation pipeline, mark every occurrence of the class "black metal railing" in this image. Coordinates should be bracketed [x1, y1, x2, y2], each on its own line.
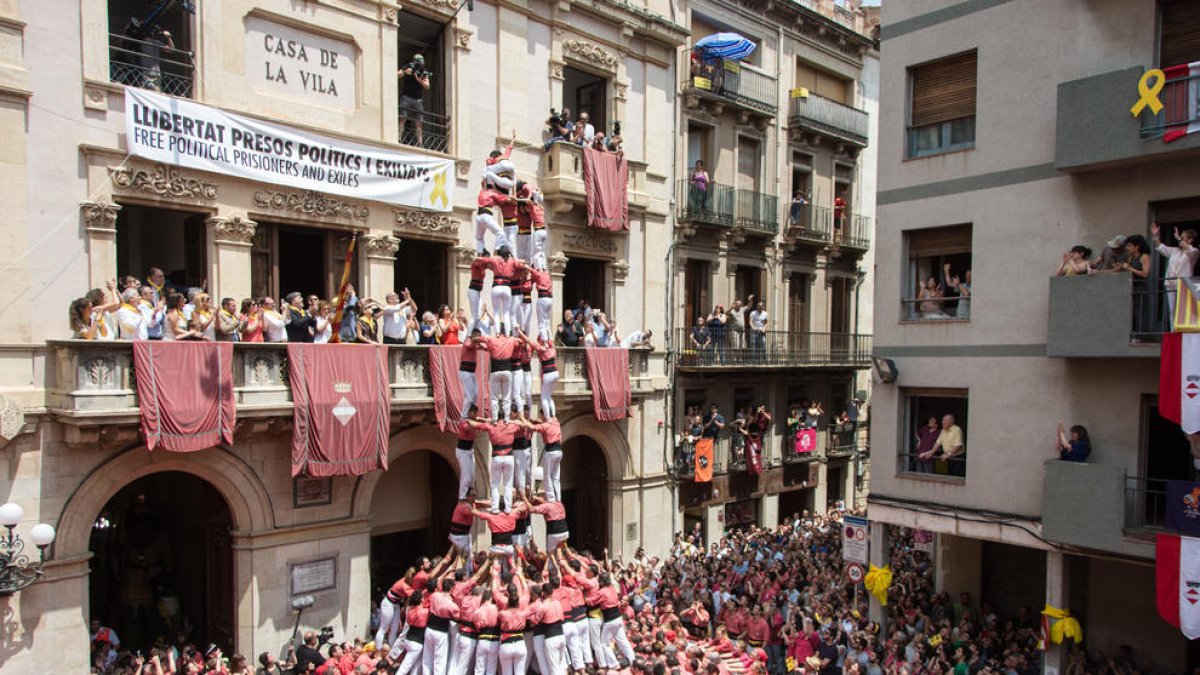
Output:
[1125, 475, 1168, 530]
[682, 56, 778, 115]
[398, 108, 451, 153]
[897, 451, 967, 478]
[840, 214, 871, 250]
[109, 33, 195, 97]
[788, 92, 869, 146]
[902, 296, 971, 321]
[735, 189, 779, 234]
[675, 329, 872, 368]
[1140, 69, 1200, 139]
[787, 203, 832, 243]
[826, 422, 861, 456]
[1131, 282, 1169, 340]
[676, 179, 735, 227]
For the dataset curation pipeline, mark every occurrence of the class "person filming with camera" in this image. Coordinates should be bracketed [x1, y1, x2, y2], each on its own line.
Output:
[398, 54, 432, 146]
[543, 107, 573, 150]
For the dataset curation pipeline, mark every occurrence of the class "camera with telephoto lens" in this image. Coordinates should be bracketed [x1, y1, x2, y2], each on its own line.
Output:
[317, 626, 335, 646]
[612, 120, 622, 137]
[548, 109, 563, 126]
[404, 62, 428, 77]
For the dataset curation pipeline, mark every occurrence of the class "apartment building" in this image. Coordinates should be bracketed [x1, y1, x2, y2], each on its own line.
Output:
[870, 0, 1198, 671]
[668, 0, 878, 538]
[0, 0, 687, 668]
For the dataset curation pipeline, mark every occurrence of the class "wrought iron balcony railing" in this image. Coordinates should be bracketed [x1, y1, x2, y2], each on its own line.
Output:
[675, 329, 872, 369]
[109, 33, 195, 98]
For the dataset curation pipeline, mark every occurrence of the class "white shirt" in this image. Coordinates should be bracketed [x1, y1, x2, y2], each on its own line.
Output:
[94, 310, 116, 341]
[314, 317, 332, 344]
[182, 303, 195, 321]
[140, 301, 164, 339]
[115, 305, 147, 341]
[1158, 242, 1200, 279]
[262, 310, 287, 342]
[381, 304, 412, 340]
[750, 309, 768, 331]
[582, 123, 596, 143]
[620, 331, 645, 348]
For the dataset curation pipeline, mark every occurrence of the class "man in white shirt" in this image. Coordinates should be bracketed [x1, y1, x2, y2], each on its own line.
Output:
[115, 288, 147, 340]
[182, 288, 199, 322]
[380, 289, 417, 345]
[749, 301, 768, 359]
[260, 296, 288, 342]
[1153, 222, 1200, 328]
[619, 329, 654, 349]
[139, 286, 165, 339]
[576, 112, 596, 145]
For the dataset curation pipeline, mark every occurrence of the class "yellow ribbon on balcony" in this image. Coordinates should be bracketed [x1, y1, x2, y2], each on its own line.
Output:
[863, 564, 891, 606]
[1041, 605, 1082, 644]
[1130, 68, 1165, 117]
[428, 169, 449, 209]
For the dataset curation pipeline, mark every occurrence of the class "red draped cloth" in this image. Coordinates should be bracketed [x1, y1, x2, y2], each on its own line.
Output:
[582, 146, 629, 231]
[746, 435, 763, 475]
[288, 343, 390, 477]
[585, 347, 631, 421]
[429, 345, 491, 431]
[133, 341, 235, 452]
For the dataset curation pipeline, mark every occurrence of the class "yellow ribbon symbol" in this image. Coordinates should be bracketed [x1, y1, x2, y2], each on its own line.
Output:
[1130, 69, 1166, 117]
[864, 564, 892, 606]
[429, 169, 449, 209]
[1041, 604, 1083, 644]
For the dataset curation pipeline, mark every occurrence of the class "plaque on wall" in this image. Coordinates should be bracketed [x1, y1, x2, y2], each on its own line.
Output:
[290, 557, 337, 595]
[294, 476, 333, 507]
[245, 15, 358, 110]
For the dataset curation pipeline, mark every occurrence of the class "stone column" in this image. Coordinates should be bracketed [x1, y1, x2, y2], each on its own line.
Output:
[82, 200, 121, 288]
[205, 216, 256, 302]
[454, 245, 476, 310]
[361, 233, 401, 303]
[1043, 550, 1068, 675]
[704, 503, 724, 548]
[549, 251, 569, 329]
[759, 493, 778, 528]
[611, 258, 629, 320]
[867, 521, 890, 630]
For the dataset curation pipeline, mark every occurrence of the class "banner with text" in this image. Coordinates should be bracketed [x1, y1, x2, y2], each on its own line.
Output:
[124, 88, 454, 211]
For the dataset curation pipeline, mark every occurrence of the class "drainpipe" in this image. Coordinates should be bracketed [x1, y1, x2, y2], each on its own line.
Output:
[664, 59, 682, 538]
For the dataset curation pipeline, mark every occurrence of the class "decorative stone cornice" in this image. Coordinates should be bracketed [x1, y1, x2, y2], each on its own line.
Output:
[548, 251, 570, 276]
[110, 164, 218, 200]
[454, 245, 478, 267]
[407, 0, 457, 15]
[253, 189, 369, 221]
[562, 39, 620, 72]
[392, 208, 460, 237]
[562, 231, 618, 255]
[81, 200, 120, 233]
[611, 258, 629, 283]
[363, 234, 401, 259]
[206, 216, 258, 245]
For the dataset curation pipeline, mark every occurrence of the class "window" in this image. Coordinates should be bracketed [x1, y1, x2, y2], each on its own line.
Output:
[564, 67, 610, 139]
[250, 224, 358, 300]
[907, 50, 977, 158]
[395, 239, 449, 313]
[108, 0, 195, 97]
[904, 224, 972, 321]
[684, 259, 712, 328]
[1160, 0, 1200, 68]
[398, 13, 449, 152]
[563, 256, 607, 314]
[734, 266, 762, 306]
[794, 59, 850, 105]
[902, 389, 969, 479]
[787, 273, 810, 333]
[116, 204, 207, 291]
[1133, 396, 1193, 529]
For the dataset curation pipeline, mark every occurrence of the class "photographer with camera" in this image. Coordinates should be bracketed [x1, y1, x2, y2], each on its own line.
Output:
[397, 54, 432, 147]
[543, 106, 573, 151]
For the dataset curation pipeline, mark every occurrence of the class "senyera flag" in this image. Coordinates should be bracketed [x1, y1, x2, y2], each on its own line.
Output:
[1158, 278, 1200, 433]
[1162, 61, 1200, 143]
[330, 233, 358, 343]
[1157, 532, 1200, 638]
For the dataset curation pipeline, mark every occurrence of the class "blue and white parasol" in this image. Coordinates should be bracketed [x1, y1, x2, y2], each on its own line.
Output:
[694, 33, 757, 62]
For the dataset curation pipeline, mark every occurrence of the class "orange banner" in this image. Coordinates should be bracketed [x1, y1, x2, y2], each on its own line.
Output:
[694, 437, 714, 483]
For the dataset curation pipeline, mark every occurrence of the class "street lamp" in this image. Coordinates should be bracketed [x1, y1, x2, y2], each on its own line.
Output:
[0, 502, 56, 596]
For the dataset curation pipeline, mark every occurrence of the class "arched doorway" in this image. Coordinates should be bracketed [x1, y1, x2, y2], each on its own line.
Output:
[561, 436, 609, 555]
[88, 471, 234, 652]
[369, 450, 458, 597]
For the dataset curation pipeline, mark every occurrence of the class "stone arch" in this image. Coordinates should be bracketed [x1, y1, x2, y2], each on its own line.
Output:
[560, 413, 629, 480]
[351, 425, 466, 519]
[55, 446, 273, 560]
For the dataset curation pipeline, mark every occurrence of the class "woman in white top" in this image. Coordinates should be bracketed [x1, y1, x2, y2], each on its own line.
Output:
[190, 293, 217, 340]
[582, 319, 597, 347]
[164, 293, 202, 340]
[313, 300, 333, 343]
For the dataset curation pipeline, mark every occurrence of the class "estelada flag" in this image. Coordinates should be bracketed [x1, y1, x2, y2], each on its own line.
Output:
[694, 437, 714, 483]
[1159, 331, 1200, 433]
[1157, 532, 1200, 638]
[1172, 278, 1200, 332]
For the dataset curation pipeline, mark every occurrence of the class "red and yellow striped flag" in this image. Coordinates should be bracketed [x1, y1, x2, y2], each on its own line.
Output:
[329, 233, 358, 343]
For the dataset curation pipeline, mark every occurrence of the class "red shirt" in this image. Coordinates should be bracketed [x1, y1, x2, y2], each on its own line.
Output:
[515, 341, 531, 366]
[746, 617, 769, 642]
[531, 418, 561, 444]
[470, 257, 492, 283]
[473, 602, 499, 629]
[476, 509, 521, 534]
[406, 605, 429, 629]
[451, 502, 474, 527]
[429, 591, 461, 620]
[476, 421, 520, 450]
[532, 501, 567, 521]
[461, 342, 479, 366]
[478, 188, 514, 214]
[516, 272, 533, 295]
[412, 571, 430, 594]
[596, 585, 619, 610]
[726, 609, 748, 635]
[452, 579, 474, 603]
[499, 607, 528, 633]
[539, 598, 565, 624]
[483, 335, 520, 360]
[490, 257, 523, 285]
[531, 269, 553, 295]
[552, 585, 581, 611]
[388, 578, 412, 601]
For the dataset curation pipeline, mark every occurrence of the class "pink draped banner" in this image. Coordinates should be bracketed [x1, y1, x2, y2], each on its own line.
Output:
[582, 146, 629, 231]
[429, 345, 491, 432]
[288, 343, 390, 477]
[133, 341, 236, 452]
[585, 347, 631, 422]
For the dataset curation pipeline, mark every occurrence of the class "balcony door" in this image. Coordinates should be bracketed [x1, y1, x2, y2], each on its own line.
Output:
[737, 137, 760, 192]
[684, 259, 711, 329]
[830, 277, 852, 359]
[251, 223, 357, 301]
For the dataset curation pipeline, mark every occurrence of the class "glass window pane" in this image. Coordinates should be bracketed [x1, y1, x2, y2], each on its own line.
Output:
[949, 117, 976, 145]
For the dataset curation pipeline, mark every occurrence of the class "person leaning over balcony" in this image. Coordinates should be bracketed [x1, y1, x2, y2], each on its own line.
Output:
[943, 263, 972, 319]
[1056, 422, 1091, 463]
[789, 190, 809, 228]
[238, 299, 262, 343]
[313, 301, 333, 344]
[356, 303, 382, 344]
[918, 414, 965, 476]
[917, 277, 949, 319]
[164, 293, 203, 340]
[749, 300, 768, 357]
[1152, 222, 1200, 326]
[708, 305, 728, 362]
[190, 292, 217, 340]
[1056, 246, 1092, 276]
[115, 287, 147, 340]
[1091, 235, 1130, 273]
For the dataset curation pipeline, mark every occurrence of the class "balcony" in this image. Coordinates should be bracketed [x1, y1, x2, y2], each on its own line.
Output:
[1056, 66, 1200, 172]
[735, 189, 779, 235]
[109, 33, 195, 98]
[1046, 275, 1161, 358]
[540, 142, 650, 214]
[674, 329, 872, 370]
[839, 213, 871, 251]
[398, 108, 451, 154]
[676, 179, 735, 228]
[45, 341, 661, 426]
[1041, 459, 1156, 558]
[787, 92, 869, 148]
[682, 57, 777, 123]
[785, 203, 833, 245]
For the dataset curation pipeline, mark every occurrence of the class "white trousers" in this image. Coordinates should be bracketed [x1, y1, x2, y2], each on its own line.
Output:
[516, 232, 532, 263]
[513, 448, 531, 494]
[459, 370, 479, 419]
[511, 369, 527, 414]
[449, 634, 476, 675]
[586, 617, 602, 666]
[473, 638, 498, 675]
[488, 370, 512, 420]
[532, 229, 548, 270]
[532, 634, 548, 675]
[542, 449, 562, 502]
[539, 371, 559, 420]
[546, 531, 569, 552]
[563, 620, 585, 671]
[468, 288, 482, 330]
[498, 640, 526, 675]
[503, 224, 518, 256]
[601, 618, 635, 667]
[376, 597, 402, 648]
[544, 634, 566, 675]
[515, 299, 532, 335]
[535, 298, 553, 340]
[396, 637, 425, 675]
[490, 455, 514, 511]
[456, 448, 475, 500]
[474, 212, 506, 254]
[490, 286, 512, 335]
[449, 533, 472, 559]
[423, 628, 451, 675]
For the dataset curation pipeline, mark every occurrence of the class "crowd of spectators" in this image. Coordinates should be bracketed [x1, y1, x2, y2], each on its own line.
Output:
[544, 108, 624, 155]
[912, 264, 970, 321]
[555, 299, 653, 349]
[687, 295, 769, 359]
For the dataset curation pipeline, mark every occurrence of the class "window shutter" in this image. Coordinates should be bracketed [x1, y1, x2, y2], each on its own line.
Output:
[1155, 196, 1200, 225]
[1161, 0, 1200, 68]
[910, 51, 977, 127]
[907, 225, 973, 257]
